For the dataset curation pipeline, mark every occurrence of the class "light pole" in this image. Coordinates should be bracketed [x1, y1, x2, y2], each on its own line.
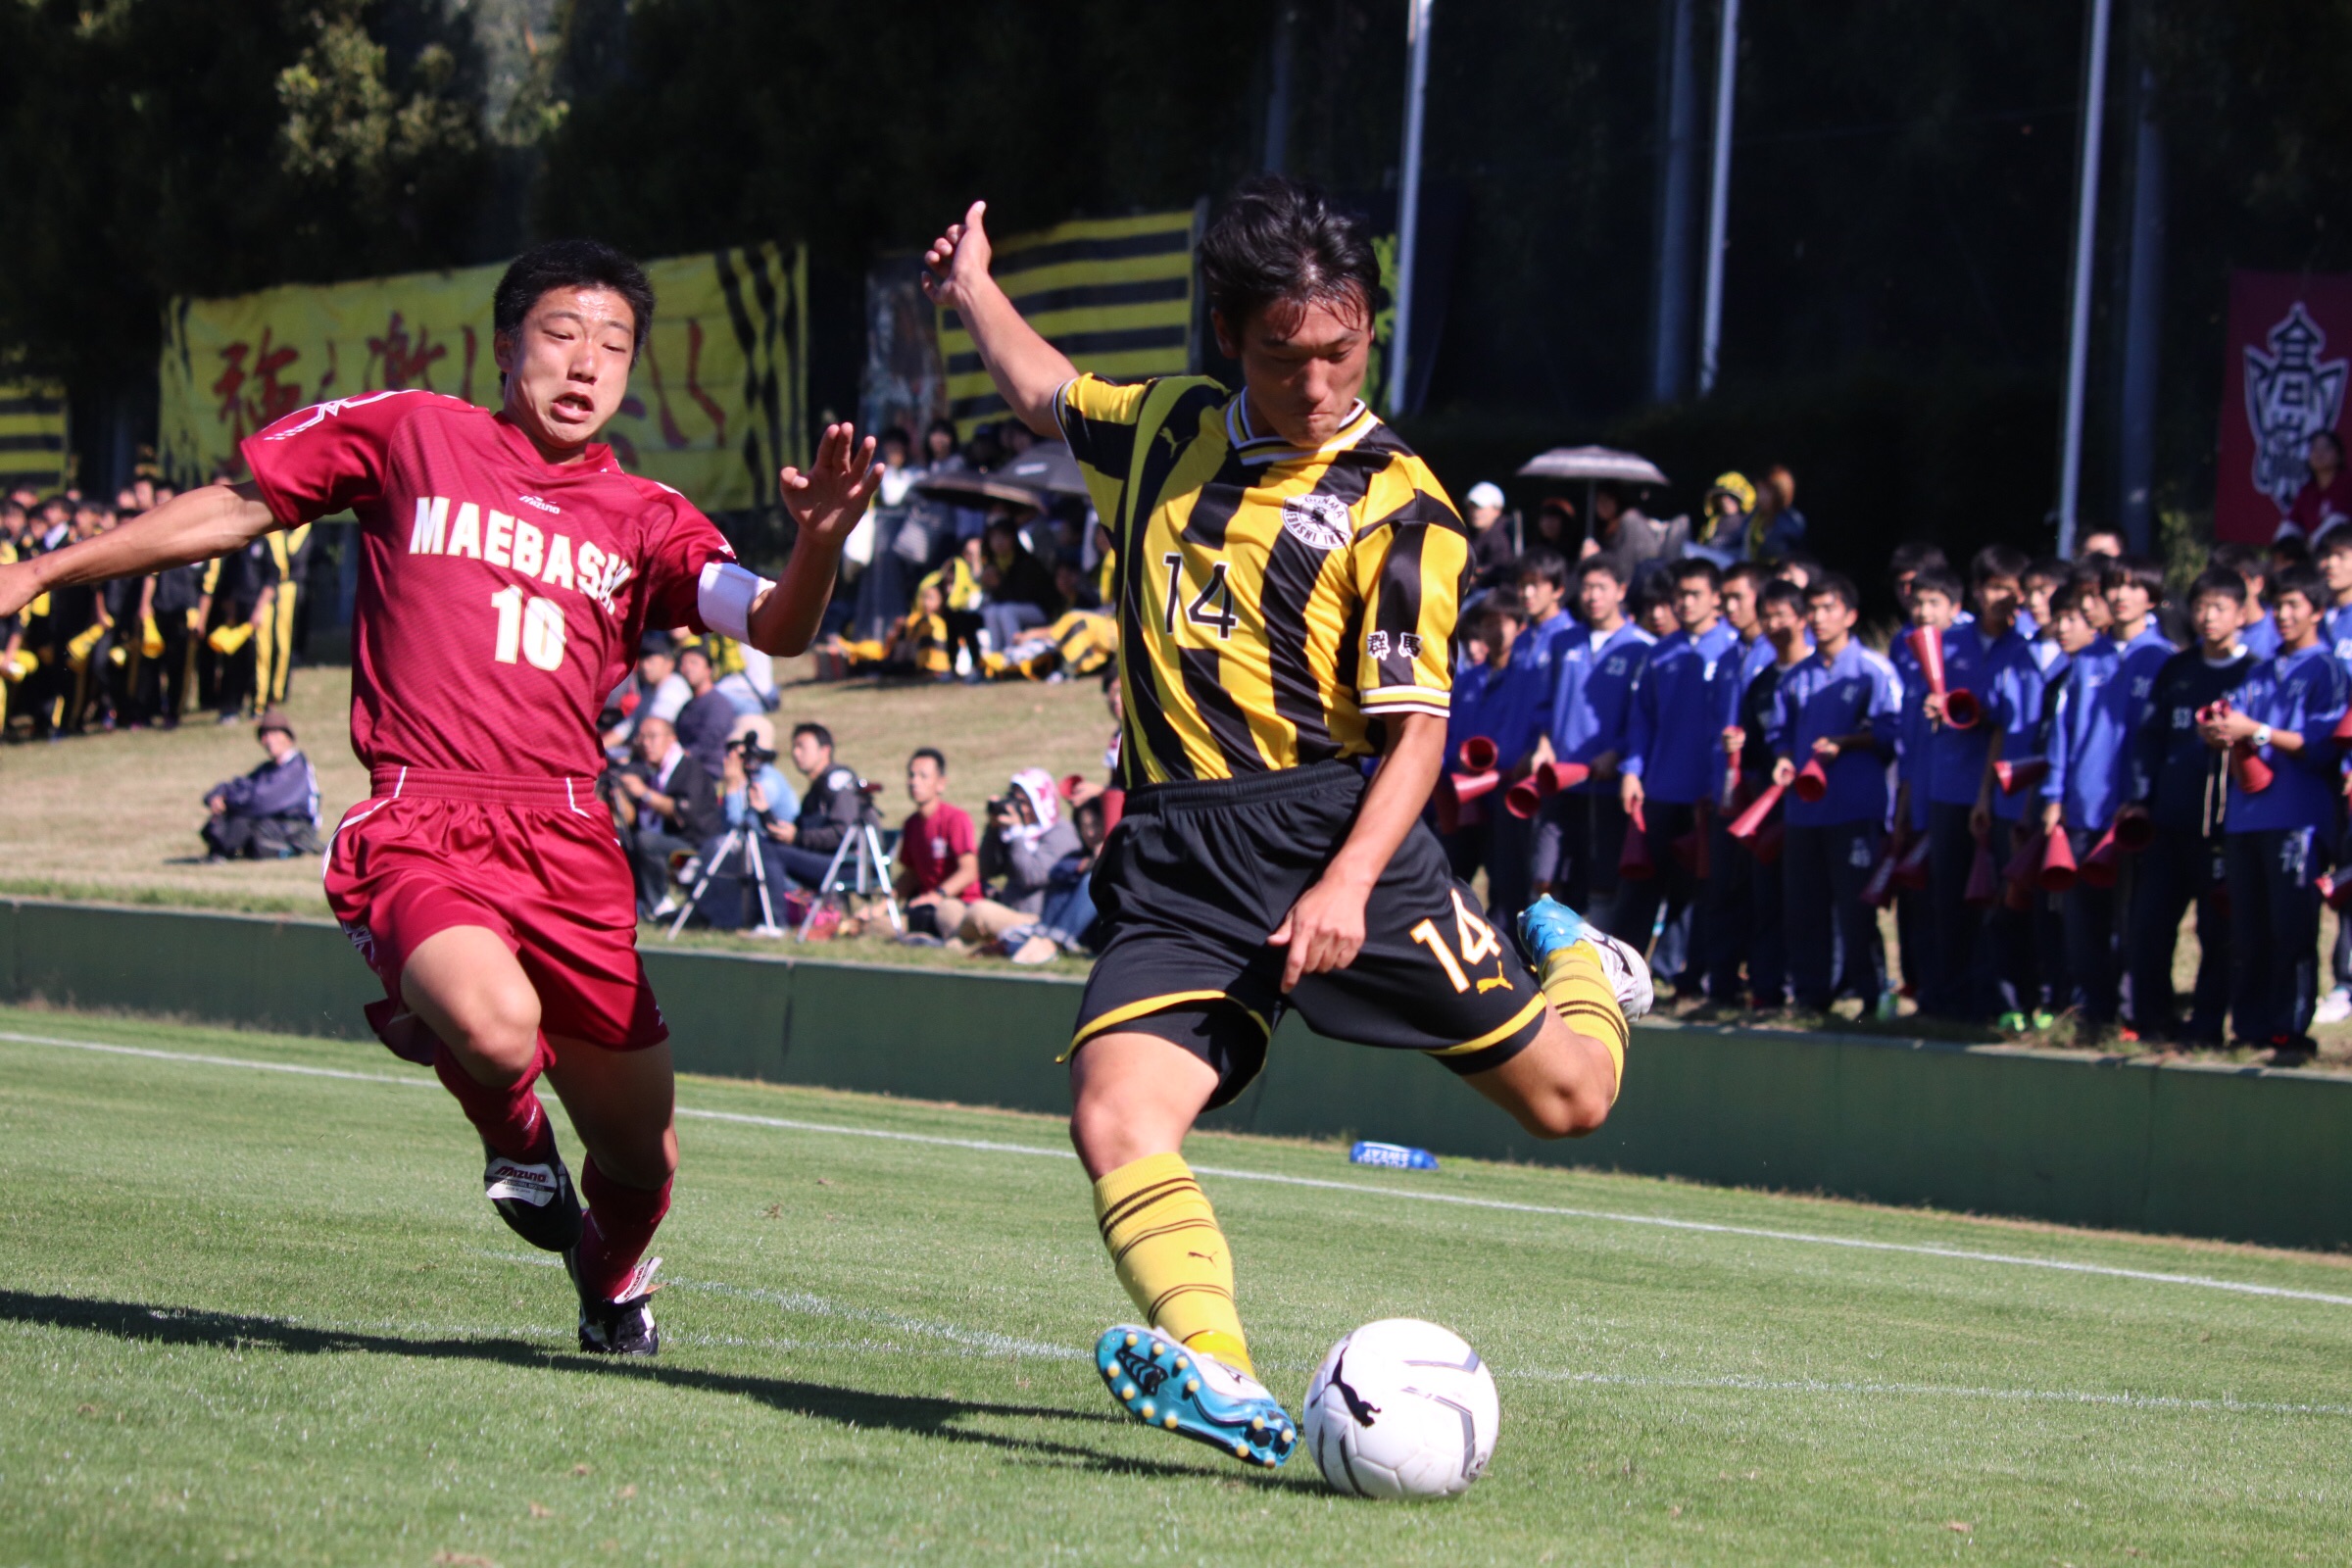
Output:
[2056, 0, 2115, 558]
[1389, 0, 1434, 417]
[1696, 0, 1740, 396]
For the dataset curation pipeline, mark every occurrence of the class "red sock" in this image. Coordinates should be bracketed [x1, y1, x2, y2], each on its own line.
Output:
[432, 1036, 551, 1161]
[576, 1156, 673, 1302]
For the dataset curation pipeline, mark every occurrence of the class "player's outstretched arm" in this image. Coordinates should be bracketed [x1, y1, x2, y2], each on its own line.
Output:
[921, 201, 1077, 438]
[750, 421, 885, 658]
[0, 482, 277, 619]
[1269, 711, 1449, 991]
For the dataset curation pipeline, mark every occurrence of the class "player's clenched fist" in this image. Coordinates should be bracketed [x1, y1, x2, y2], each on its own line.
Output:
[921, 200, 994, 310]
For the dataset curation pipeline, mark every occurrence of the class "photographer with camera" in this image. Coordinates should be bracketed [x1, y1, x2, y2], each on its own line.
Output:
[763, 721, 883, 890]
[609, 713, 722, 917]
[952, 767, 1082, 949]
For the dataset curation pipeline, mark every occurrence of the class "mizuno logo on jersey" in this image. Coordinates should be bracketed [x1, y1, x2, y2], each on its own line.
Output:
[407, 496, 633, 612]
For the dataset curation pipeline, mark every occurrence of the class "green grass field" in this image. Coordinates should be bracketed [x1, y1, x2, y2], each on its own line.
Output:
[4, 1004, 2348, 1565]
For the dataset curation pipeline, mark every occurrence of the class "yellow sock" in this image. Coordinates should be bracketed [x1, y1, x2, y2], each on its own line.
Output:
[1539, 942, 1628, 1101]
[1092, 1152, 1252, 1377]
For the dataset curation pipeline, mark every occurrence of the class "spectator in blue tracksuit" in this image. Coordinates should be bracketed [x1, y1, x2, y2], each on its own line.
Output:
[2310, 524, 2352, 1025]
[1769, 573, 1904, 1011]
[1619, 558, 1740, 997]
[1702, 564, 1780, 1004]
[1982, 569, 2056, 1027]
[1910, 550, 2033, 1021]
[2124, 570, 2254, 1045]
[1440, 598, 1522, 881]
[2212, 542, 2280, 660]
[1885, 542, 1964, 1009]
[1534, 555, 1654, 928]
[1715, 576, 1812, 1006]
[1478, 551, 1577, 929]
[2039, 555, 2175, 1026]
[2206, 564, 2349, 1054]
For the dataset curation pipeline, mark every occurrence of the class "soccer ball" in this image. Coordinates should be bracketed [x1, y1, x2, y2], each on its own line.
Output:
[1300, 1318, 1498, 1499]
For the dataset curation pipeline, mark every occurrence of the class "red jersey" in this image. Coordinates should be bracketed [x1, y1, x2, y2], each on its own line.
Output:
[2289, 467, 2352, 539]
[242, 391, 736, 778]
[899, 801, 980, 901]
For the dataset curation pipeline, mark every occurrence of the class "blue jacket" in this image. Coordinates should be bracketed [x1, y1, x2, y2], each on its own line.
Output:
[1984, 632, 2050, 824]
[1920, 622, 2017, 809]
[1483, 609, 1576, 771]
[1769, 640, 1904, 826]
[207, 749, 319, 823]
[2325, 602, 2352, 667]
[2042, 642, 2126, 829]
[1886, 615, 1972, 827]
[2242, 612, 2281, 661]
[2132, 649, 2253, 834]
[1446, 659, 1502, 768]
[2224, 643, 2349, 836]
[1547, 622, 1655, 795]
[1624, 619, 1740, 805]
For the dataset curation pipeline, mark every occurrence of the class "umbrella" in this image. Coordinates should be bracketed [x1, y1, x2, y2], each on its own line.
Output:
[1514, 446, 1670, 545]
[914, 467, 1045, 511]
[996, 441, 1087, 499]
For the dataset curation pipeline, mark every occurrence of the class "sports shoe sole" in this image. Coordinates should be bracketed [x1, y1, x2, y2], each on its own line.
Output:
[1093, 1326, 1296, 1468]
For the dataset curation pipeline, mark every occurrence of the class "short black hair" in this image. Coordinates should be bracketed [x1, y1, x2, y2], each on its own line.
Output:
[2316, 523, 2352, 560]
[1807, 572, 1862, 612]
[1777, 551, 1823, 582]
[1575, 553, 1628, 587]
[1759, 579, 1807, 615]
[2186, 567, 2248, 607]
[880, 425, 913, 452]
[1199, 174, 1384, 334]
[792, 721, 833, 751]
[2023, 555, 2071, 589]
[1909, 564, 1965, 604]
[1971, 543, 2032, 588]
[909, 746, 947, 772]
[1515, 548, 1570, 592]
[2272, 562, 2328, 612]
[2208, 541, 2268, 582]
[1723, 561, 1773, 593]
[1672, 557, 1722, 591]
[1888, 541, 1948, 579]
[493, 238, 655, 358]
[2101, 552, 2167, 599]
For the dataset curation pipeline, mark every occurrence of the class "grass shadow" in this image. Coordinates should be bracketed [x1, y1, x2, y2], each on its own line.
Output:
[0, 1289, 1289, 1486]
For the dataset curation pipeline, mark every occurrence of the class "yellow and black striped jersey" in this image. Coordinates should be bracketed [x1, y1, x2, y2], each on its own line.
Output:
[1057, 373, 1465, 787]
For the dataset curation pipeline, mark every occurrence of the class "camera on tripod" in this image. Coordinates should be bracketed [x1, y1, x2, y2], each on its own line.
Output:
[729, 735, 778, 769]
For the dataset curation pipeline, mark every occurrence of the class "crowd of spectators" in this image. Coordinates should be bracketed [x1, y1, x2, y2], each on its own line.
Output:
[1444, 437, 2352, 1060]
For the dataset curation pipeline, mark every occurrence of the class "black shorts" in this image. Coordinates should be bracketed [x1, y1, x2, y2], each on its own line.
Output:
[1071, 760, 1548, 1108]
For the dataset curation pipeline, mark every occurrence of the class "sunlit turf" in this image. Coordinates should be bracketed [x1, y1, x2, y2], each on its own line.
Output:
[2, 1004, 2347, 1565]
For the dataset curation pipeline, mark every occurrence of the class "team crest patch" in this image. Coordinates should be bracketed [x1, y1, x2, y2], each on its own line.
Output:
[1280, 493, 1352, 552]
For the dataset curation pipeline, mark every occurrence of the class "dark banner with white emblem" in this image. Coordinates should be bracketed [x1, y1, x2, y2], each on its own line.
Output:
[2216, 270, 2352, 545]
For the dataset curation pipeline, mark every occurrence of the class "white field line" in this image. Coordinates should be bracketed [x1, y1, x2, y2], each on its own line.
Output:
[12, 1029, 2352, 1310]
[1504, 1368, 2352, 1420]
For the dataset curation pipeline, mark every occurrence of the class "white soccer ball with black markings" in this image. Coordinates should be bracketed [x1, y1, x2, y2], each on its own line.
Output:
[1301, 1318, 1497, 1499]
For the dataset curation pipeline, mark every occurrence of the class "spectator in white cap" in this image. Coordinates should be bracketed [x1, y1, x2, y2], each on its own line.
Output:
[1463, 479, 1518, 590]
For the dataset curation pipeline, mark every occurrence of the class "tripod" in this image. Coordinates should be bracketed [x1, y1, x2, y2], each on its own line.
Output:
[665, 824, 785, 940]
[798, 819, 901, 941]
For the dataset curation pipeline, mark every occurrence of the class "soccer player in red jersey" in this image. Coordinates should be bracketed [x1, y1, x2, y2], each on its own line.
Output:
[0, 241, 879, 1354]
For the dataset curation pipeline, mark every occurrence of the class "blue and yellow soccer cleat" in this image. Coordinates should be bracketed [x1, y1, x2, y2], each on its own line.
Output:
[1094, 1325, 1298, 1468]
[1518, 895, 1656, 1019]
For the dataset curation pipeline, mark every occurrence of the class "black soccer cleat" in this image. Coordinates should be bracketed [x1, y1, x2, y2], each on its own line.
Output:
[566, 1252, 662, 1356]
[482, 1136, 583, 1253]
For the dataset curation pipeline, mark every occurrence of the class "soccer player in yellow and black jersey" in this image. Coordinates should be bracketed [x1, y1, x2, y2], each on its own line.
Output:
[926, 176, 1656, 1470]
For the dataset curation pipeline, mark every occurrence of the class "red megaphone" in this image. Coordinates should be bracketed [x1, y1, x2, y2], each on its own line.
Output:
[2080, 825, 2122, 889]
[1791, 758, 1831, 803]
[1435, 769, 1498, 834]
[1994, 757, 2049, 795]
[2038, 827, 2079, 894]
[2334, 706, 2352, 748]
[1619, 804, 1656, 882]
[1941, 688, 1982, 729]
[2322, 871, 2352, 912]
[1750, 820, 1786, 866]
[2231, 741, 2274, 794]
[1892, 832, 1933, 892]
[1908, 624, 1979, 729]
[1457, 735, 1499, 772]
[1540, 760, 1590, 793]
[1100, 787, 1125, 833]
[1727, 780, 1785, 842]
[1963, 839, 1999, 906]
[2114, 810, 2155, 852]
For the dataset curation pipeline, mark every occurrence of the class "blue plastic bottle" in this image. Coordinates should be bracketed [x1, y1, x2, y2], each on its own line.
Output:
[1348, 1140, 1439, 1171]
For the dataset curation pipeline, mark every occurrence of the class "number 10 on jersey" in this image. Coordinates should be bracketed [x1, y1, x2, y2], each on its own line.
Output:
[489, 585, 567, 671]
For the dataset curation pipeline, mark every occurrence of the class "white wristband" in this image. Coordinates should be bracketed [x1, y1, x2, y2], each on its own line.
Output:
[696, 561, 773, 641]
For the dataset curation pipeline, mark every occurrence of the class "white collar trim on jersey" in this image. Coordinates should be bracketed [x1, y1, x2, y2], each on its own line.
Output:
[1224, 392, 1378, 466]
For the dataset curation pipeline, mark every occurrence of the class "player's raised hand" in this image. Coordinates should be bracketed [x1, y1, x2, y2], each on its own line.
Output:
[778, 422, 883, 545]
[920, 201, 994, 311]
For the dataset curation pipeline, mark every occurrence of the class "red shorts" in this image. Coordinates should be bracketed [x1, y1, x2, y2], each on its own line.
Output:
[324, 766, 667, 1052]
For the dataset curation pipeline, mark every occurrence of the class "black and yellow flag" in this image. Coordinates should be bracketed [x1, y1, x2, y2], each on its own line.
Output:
[0, 385, 69, 493]
[937, 209, 1200, 437]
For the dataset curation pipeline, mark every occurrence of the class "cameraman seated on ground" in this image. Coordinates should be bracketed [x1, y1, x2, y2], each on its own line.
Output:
[610, 714, 721, 917]
[951, 767, 1082, 950]
[765, 721, 885, 891]
[200, 707, 320, 861]
[996, 793, 1108, 965]
[893, 746, 979, 941]
[600, 630, 690, 759]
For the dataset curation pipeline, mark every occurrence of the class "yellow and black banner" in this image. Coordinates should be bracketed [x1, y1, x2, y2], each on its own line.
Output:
[159, 244, 808, 513]
[0, 384, 70, 494]
[937, 208, 1200, 436]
